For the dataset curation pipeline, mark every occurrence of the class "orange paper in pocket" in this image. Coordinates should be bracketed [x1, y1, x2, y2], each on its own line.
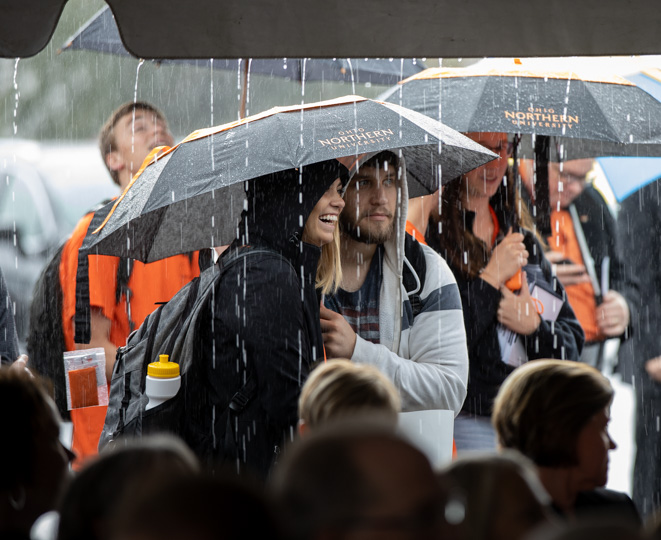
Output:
[68, 367, 99, 409]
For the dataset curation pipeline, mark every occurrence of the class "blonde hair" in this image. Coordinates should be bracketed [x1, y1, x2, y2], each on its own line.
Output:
[299, 360, 401, 430]
[492, 359, 613, 467]
[316, 224, 343, 295]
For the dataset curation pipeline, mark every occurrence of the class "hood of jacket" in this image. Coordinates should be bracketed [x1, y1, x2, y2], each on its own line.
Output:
[384, 154, 410, 284]
[234, 160, 350, 262]
[344, 151, 410, 352]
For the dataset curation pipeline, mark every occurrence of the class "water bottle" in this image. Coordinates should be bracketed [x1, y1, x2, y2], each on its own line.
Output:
[145, 354, 181, 411]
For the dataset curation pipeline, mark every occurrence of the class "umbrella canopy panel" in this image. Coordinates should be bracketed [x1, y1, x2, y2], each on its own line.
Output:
[596, 156, 661, 202]
[384, 68, 661, 145]
[61, 6, 427, 86]
[86, 96, 496, 262]
[594, 69, 661, 201]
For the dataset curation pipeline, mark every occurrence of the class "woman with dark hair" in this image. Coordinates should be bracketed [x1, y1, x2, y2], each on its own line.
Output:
[0, 369, 74, 539]
[420, 132, 583, 450]
[492, 359, 639, 523]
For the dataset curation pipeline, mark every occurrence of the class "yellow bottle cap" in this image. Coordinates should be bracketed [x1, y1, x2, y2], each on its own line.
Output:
[147, 354, 180, 378]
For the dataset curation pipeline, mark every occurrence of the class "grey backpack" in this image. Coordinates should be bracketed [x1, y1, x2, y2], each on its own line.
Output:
[99, 248, 272, 450]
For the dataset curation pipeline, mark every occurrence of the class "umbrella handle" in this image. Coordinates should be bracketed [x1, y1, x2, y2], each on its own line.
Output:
[239, 61, 248, 119]
[505, 269, 523, 292]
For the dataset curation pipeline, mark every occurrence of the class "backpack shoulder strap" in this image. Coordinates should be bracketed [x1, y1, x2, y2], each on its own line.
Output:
[403, 234, 427, 317]
[170, 246, 287, 378]
[74, 199, 118, 344]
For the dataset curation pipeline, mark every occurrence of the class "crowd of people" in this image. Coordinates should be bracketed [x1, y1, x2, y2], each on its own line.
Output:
[0, 356, 657, 540]
[0, 96, 659, 539]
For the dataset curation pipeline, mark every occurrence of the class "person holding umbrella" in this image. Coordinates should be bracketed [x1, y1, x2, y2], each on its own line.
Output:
[84, 96, 496, 478]
[420, 132, 584, 451]
[518, 157, 632, 370]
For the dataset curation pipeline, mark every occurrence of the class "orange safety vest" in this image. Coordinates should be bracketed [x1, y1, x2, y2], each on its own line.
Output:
[60, 212, 200, 469]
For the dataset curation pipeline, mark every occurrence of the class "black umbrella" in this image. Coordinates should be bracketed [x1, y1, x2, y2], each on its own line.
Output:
[382, 62, 661, 234]
[83, 95, 496, 263]
[382, 64, 661, 147]
[61, 6, 426, 118]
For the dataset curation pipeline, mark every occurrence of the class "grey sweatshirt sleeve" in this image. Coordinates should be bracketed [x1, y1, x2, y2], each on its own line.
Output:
[351, 248, 469, 415]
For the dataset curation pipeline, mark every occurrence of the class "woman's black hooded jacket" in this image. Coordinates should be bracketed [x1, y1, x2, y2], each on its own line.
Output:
[190, 160, 349, 479]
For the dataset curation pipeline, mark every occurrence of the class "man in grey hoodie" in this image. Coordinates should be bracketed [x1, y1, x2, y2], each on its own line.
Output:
[321, 151, 468, 414]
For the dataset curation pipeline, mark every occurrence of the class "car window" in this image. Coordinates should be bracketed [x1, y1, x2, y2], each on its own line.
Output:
[0, 173, 45, 253]
[43, 174, 117, 231]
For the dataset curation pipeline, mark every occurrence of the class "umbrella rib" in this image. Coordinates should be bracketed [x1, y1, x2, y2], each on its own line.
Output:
[580, 82, 627, 143]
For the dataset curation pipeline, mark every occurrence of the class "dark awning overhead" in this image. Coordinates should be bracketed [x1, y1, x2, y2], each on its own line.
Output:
[2, 0, 661, 59]
[1, 0, 68, 58]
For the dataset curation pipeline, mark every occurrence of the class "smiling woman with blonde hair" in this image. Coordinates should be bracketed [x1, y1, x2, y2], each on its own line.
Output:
[190, 160, 349, 480]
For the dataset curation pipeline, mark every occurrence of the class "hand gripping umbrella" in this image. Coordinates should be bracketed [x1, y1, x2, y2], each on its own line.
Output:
[382, 61, 661, 235]
[83, 95, 496, 263]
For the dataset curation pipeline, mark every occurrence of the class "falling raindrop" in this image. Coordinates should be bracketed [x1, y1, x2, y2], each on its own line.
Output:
[209, 59, 214, 126]
[245, 58, 252, 118]
[130, 59, 145, 156]
[12, 58, 20, 135]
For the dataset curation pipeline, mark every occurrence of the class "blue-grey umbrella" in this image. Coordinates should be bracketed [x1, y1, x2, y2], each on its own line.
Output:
[61, 6, 426, 117]
[596, 156, 661, 202]
[595, 68, 661, 201]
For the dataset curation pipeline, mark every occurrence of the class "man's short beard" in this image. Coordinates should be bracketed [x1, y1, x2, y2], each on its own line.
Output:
[339, 214, 394, 245]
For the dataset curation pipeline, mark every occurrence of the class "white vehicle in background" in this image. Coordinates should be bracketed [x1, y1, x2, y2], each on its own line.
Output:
[0, 139, 118, 347]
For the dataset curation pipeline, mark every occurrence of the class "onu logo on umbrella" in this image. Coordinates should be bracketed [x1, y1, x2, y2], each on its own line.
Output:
[504, 107, 580, 130]
[318, 127, 395, 150]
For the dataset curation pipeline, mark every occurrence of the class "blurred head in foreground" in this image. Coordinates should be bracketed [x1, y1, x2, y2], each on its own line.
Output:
[0, 369, 73, 536]
[298, 359, 401, 435]
[111, 473, 281, 540]
[58, 435, 199, 540]
[272, 421, 449, 540]
[439, 450, 553, 540]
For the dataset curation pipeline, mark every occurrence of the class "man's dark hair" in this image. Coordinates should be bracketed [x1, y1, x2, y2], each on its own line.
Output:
[361, 150, 399, 171]
[98, 101, 166, 186]
[339, 151, 400, 245]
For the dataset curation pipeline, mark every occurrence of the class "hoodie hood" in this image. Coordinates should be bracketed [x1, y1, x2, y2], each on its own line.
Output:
[340, 151, 410, 352]
[236, 159, 350, 259]
[384, 153, 410, 352]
